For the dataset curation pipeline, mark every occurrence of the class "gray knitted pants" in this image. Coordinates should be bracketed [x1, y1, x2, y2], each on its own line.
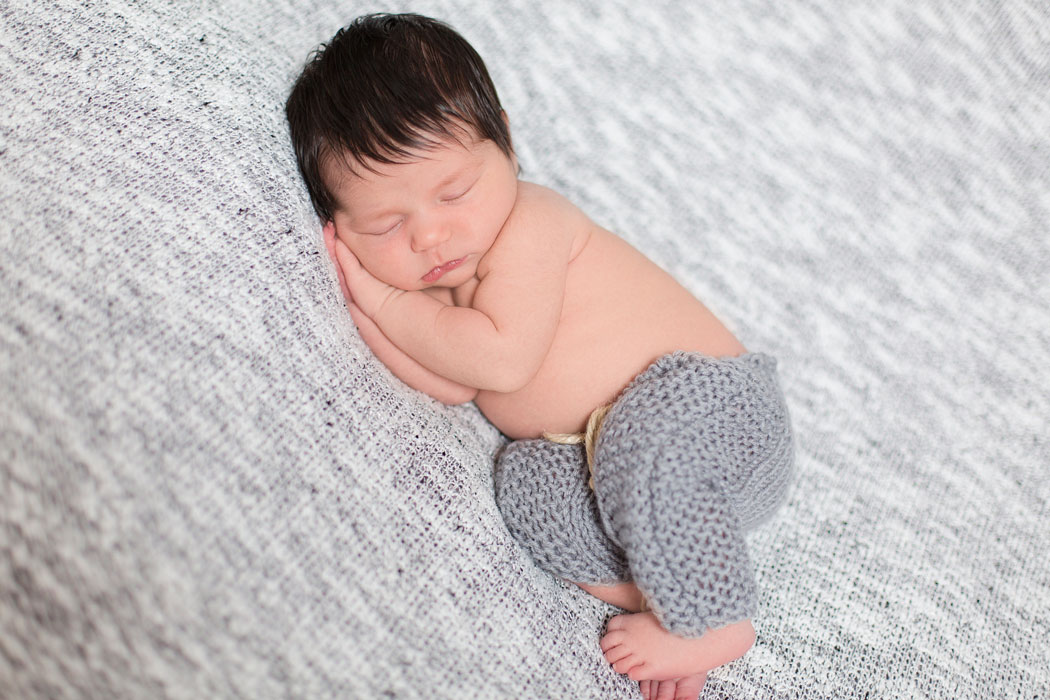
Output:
[493, 352, 793, 637]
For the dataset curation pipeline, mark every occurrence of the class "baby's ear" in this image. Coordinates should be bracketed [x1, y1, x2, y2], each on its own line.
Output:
[322, 221, 340, 260]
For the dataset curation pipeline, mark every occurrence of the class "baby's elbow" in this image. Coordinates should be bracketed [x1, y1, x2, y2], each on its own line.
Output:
[482, 373, 530, 395]
[484, 356, 540, 394]
[436, 385, 480, 406]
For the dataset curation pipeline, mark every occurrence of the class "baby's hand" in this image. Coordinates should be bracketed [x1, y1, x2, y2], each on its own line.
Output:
[323, 222, 403, 319]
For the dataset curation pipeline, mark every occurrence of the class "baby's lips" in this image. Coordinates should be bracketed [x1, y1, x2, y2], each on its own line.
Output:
[422, 256, 466, 283]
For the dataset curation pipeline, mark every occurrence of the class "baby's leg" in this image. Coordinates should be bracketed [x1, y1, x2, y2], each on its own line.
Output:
[586, 353, 792, 685]
[572, 580, 646, 612]
[592, 452, 758, 683]
[493, 438, 628, 583]
[574, 581, 712, 700]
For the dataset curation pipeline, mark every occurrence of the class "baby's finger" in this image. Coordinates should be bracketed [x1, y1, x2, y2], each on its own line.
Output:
[322, 224, 351, 301]
[333, 236, 362, 275]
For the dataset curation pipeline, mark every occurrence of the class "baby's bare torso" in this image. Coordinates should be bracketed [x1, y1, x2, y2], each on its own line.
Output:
[462, 183, 745, 440]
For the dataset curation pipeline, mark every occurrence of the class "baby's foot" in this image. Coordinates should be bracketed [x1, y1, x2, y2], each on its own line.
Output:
[640, 673, 707, 700]
[600, 611, 755, 681]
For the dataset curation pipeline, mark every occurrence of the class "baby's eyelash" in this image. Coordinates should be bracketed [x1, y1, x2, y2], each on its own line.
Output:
[442, 179, 478, 203]
[369, 220, 401, 235]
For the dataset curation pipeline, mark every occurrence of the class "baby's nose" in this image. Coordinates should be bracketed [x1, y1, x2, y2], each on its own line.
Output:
[410, 223, 452, 252]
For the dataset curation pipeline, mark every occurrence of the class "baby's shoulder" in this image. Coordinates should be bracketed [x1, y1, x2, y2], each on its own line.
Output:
[512, 181, 589, 225]
[478, 182, 592, 278]
[503, 182, 594, 252]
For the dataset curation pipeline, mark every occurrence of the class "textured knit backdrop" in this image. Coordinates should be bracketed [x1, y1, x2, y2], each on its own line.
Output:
[1, 1, 1048, 698]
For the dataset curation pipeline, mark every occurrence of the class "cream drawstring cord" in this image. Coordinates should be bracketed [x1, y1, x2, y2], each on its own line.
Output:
[542, 404, 612, 491]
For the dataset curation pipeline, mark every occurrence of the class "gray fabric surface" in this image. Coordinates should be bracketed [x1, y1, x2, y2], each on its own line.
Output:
[2, 1, 1048, 698]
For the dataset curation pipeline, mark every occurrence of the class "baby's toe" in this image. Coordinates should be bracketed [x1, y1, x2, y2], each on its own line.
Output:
[654, 680, 676, 700]
[603, 642, 633, 665]
[673, 674, 707, 700]
[611, 654, 639, 675]
[599, 629, 627, 653]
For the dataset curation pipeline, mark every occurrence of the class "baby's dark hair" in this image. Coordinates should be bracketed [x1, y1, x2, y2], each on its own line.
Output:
[285, 13, 513, 222]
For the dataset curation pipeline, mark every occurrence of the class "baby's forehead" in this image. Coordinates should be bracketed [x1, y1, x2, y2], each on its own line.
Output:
[328, 128, 484, 178]
[323, 133, 489, 206]
[338, 122, 479, 166]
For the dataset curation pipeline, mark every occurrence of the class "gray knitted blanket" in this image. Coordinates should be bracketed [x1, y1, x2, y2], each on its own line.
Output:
[2, 1, 1047, 698]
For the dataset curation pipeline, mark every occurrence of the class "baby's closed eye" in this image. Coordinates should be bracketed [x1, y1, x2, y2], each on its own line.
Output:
[440, 175, 479, 203]
[364, 219, 402, 236]
[440, 189, 469, 203]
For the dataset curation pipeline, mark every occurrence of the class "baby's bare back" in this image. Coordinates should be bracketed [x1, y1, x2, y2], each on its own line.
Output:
[476, 209, 745, 440]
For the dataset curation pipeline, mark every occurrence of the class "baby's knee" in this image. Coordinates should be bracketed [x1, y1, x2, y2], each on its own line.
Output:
[493, 439, 587, 507]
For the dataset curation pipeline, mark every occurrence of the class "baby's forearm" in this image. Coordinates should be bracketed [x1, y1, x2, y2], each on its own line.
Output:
[348, 302, 479, 404]
[373, 289, 542, 392]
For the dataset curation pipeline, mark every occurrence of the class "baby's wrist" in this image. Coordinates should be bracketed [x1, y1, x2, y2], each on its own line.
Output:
[369, 285, 406, 322]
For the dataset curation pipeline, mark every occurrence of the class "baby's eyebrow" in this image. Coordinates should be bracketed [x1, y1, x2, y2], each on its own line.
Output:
[353, 212, 397, 232]
[345, 201, 396, 228]
[433, 162, 481, 192]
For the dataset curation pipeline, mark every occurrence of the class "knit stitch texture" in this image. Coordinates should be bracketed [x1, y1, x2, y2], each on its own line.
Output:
[494, 439, 631, 584]
[496, 352, 793, 636]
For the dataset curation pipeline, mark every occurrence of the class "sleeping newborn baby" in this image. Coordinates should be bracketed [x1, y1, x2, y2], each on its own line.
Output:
[286, 12, 793, 699]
